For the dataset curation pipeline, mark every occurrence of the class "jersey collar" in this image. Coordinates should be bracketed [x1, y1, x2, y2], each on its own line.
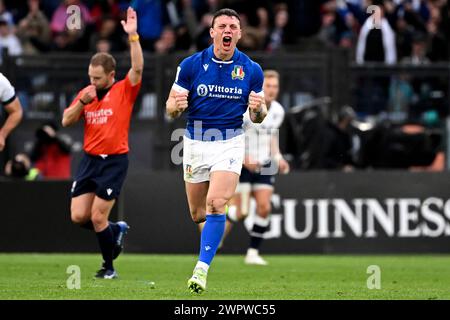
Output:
[208, 45, 240, 64]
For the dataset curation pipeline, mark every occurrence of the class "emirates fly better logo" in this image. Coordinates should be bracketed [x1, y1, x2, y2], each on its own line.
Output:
[85, 108, 113, 125]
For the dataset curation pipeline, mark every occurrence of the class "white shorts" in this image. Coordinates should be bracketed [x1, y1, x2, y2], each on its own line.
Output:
[183, 134, 245, 183]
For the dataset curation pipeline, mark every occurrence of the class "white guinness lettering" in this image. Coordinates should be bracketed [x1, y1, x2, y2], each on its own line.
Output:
[244, 196, 450, 239]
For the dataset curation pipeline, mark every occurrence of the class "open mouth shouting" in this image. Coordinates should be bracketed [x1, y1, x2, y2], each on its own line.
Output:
[222, 36, 232, 49]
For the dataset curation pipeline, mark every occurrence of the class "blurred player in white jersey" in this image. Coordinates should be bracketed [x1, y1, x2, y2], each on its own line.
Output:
[0, 73, 23, 153]
[224, 70, 289, 265]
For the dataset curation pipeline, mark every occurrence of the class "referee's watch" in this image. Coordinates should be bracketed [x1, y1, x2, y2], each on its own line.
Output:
[129, 34, 140, 42]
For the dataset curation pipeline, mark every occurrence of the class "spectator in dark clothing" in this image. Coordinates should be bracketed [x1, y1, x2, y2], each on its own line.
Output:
[285, 0, 331, 50]
[426, 8, 448, 61]
[321, 106, 358, 170]
[89, 16, 126, 52]
[195, 12, 213, 50]
[29, 122, 72, 179]
[4, 153, 41, 180]
[395, 17, 415, 61]
[90, 0, 121, 31]
[356, 4, 397, 65]
[266, 3, 289, 52]
[154, 25, 176, 54]
[16, 0, 51, 55]
[131, 0, 166, 51]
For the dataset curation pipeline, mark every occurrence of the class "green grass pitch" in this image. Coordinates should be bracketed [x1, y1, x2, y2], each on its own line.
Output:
[0, 254, 449, 300]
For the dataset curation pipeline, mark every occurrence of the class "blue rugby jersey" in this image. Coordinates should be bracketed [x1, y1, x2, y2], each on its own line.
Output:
[172, 45, 264, 141]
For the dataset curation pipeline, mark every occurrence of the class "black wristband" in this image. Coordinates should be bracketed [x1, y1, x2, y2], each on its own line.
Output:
[79, 99, 88, 105]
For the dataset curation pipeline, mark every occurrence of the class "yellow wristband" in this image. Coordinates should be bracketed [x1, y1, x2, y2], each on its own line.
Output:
[129, 34, 140, 42]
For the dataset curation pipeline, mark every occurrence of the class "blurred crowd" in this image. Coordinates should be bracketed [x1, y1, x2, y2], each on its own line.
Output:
[0, 0, 447, 61]
[0, 0, 448, 174]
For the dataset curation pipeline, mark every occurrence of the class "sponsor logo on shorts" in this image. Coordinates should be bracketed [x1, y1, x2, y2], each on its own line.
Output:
[184, 164, 193, 180]
[71, 181, 77, 193]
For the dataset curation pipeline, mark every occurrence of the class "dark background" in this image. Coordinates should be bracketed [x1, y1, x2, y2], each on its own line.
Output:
[2, 171, 450, 254]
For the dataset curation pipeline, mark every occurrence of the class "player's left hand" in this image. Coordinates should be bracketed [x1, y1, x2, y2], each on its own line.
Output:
[121, 7, 138, 35]
[0, 132, 5, 151]
[248, 91, 264, 112]
[278, 157, 290, 174]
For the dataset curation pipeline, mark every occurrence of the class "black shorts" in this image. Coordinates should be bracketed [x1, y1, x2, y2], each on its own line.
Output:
[71, 153, 129, 201]
[240, 166, 275, 187]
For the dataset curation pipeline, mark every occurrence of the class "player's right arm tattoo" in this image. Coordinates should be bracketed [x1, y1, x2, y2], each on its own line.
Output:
[249, 100, 267, 123]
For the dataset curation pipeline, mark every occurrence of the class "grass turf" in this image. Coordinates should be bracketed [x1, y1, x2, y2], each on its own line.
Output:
[0, 254, 449, 300]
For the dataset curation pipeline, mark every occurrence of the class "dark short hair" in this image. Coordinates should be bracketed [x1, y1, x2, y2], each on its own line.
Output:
[211, 8, 241, 28]
[264, 70, 280, 80]
[89, 52, 116, 74]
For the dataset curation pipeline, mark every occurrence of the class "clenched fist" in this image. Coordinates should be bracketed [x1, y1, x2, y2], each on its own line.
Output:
[248, 91, 264, 112]
[175, 91, 189, 113]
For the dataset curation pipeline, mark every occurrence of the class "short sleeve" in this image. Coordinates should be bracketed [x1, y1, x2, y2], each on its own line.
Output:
[271, 103, 285, 129]
[123, 74, 142, 103]
[0, 73, 16, 105]
[66, 90, 85, 120]
[67, 91, 83, 109]
[249, 62, 264, 96]
[242, 109, 252, 129]
[172, 57, 192, 93]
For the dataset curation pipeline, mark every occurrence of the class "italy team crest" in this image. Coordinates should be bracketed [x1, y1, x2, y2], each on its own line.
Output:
[231, 65, 245, 80]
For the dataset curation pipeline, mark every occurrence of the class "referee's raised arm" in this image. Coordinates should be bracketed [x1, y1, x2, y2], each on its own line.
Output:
[122, 7, 143, 86]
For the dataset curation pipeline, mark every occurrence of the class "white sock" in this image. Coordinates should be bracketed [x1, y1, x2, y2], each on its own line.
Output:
[195, 261, 209, 272]
[227, 205, 238, 222]
[254, 215, 270, 227]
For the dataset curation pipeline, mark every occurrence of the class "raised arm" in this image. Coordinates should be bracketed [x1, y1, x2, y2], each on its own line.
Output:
[0, 98, 23, 151]
[122, 7, 143, 86]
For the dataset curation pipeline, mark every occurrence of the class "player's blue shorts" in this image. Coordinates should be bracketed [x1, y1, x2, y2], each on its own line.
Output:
[71, 153, 128, 201]
[239, 165, 275, 189]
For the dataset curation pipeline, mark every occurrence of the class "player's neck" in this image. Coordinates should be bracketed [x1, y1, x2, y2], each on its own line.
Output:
[96, 80, 115, 100]
[106, 79, 115, 89]
[213, 47, 234, 61]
